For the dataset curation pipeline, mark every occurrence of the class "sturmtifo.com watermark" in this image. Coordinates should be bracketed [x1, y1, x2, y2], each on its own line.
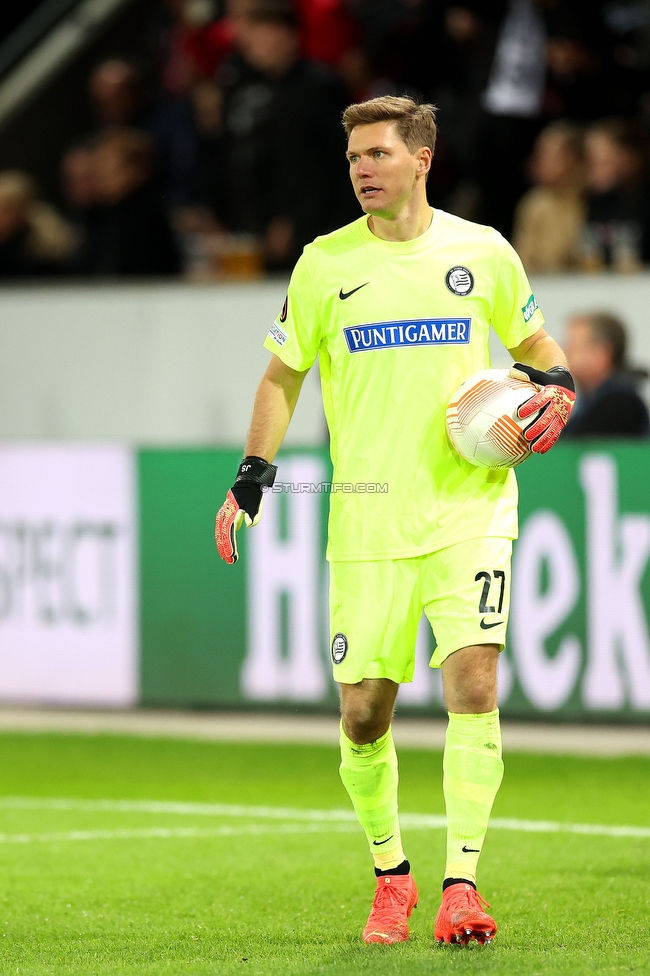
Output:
[263, 482, 388, 494]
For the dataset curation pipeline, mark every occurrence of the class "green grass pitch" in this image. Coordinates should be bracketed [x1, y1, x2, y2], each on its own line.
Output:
[0, 731, 648, 975]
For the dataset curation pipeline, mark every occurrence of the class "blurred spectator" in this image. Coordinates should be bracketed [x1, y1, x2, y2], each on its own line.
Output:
[172, 78, 231, 276]
[88, 58, 198, 207]
[294, 0, 358, 68]
[61, 145, 96, 214]
[581, 117, 650, 270]
[513, 121, 586, 272]
[543, 1, 607, 121]
[60, 145, 97, 262]
[188, 79, 230, 226]
[563, 312, 649, 438]
[0, 172, 74, 277]
[160, 0, 236, 96]
[478, 0, 546, 236]
[75, 129, 181, 276]
[89, 59, 145, 127]
[336, 46, 394, 103]
[597, 0, 650, 117]
[431, 5, 500, 220]
[345, 0, 441, 96]
[218, 2, 354, 267]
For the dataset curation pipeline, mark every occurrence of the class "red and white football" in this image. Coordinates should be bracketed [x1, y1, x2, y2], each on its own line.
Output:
[446, 368, 541, 468]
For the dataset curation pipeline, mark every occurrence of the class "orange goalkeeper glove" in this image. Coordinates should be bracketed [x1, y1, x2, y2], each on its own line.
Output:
[215, 456, 277, 564]
[510, 363, 576, 455]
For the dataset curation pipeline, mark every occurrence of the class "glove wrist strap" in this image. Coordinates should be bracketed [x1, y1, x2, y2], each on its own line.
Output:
[513, 362, 575, 393]
[234, 456, 278, 488]
[546, 366, 575, 393]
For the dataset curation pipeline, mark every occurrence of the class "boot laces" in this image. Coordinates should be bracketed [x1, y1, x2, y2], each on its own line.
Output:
[372, 879, 411, 915]
[447, 884, 490, 915]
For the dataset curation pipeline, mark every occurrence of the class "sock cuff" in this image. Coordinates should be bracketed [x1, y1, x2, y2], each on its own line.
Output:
[447, 709, 500, 727]
[339, 722, 392, 756]
[443, 877, 477, 891]
[375, 859, 410, 877]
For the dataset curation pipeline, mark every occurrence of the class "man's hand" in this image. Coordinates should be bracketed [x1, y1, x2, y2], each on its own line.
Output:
[510, 363, 576, 455]
[215, 456, 277, 564]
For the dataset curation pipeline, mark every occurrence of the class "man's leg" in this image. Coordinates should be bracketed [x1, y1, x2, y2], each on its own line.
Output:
[330, 557, 421, 943]
[339, 678, 404, 870]
[435, 643, 503, 944]
[339, 678, 418, 943]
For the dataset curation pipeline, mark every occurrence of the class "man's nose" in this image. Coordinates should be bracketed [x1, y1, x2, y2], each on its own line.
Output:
[355, 156, 374, 178]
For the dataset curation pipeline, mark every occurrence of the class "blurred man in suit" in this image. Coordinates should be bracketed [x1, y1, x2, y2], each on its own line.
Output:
[563, 312, 649, 437]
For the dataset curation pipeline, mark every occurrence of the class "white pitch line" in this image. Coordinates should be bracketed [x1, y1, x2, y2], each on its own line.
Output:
[0, 797, 361, 821]
[0, 823, 360, 846]
[0, 797, 647, 840]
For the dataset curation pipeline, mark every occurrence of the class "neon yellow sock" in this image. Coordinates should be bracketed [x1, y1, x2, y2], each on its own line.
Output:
[443, 709, 504, 885]
[339, 723, 405, 871]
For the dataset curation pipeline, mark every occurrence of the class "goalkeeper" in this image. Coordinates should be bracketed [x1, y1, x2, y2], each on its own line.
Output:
[216, 96, 574, 947]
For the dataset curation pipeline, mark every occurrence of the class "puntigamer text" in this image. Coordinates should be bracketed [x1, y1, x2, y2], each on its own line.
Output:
[344, 318, 471, 352]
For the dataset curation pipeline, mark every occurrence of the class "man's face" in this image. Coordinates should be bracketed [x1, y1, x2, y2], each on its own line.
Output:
[584, 132, 637, 194]
[238, 21, 299, 76]
[530, 132, 578, 188]
[346, 122, 429, 218]
[565, 317, 613, 392]
[89, 61, 138, 125]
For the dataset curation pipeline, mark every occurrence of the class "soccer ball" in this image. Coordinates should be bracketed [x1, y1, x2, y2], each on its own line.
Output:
[446, 368, 541, 468]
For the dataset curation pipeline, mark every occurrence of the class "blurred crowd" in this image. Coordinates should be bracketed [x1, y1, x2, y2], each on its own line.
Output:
[4, 0, 650, 278]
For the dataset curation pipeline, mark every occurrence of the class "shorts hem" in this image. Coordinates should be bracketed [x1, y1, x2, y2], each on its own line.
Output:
[430, 639, 505, 669]
[333, 666, 412, 685]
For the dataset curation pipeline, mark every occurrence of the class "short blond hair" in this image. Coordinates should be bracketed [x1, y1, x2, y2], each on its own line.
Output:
[342, 95, 437, 155]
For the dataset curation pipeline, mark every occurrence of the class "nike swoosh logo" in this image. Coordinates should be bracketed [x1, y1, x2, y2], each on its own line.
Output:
[462, 845, 480, 853]
[372, 835, 394, 846]
[339, 283, 369, 300]
[480, 618, 503, 630]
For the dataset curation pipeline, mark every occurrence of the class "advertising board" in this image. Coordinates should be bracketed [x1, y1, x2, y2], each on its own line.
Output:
[0, 444, 137, 705]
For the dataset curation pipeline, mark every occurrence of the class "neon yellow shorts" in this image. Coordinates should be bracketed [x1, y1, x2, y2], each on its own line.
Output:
[329, 537, 512, 684]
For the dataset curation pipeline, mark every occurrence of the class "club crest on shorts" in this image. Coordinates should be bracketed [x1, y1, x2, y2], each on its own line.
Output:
[331, 633, 348, 664]
[445, 266, 474, 296]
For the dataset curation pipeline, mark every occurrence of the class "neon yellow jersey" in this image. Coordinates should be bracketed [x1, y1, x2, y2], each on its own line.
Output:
[263, 208, 545, 561]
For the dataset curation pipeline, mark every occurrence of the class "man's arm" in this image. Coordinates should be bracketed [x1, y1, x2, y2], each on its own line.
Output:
[507, 327, 576, 455]
[215, 355, 309, 563]
[244, 354, 309, 461]
[508, 327, 568, 371]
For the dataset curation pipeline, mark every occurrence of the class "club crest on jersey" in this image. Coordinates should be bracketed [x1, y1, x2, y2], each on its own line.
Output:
[269, 323, 288, 346]
[331, 633, 348, 664]
[344, 318, 471, 352]
[445, 266, 474, 296]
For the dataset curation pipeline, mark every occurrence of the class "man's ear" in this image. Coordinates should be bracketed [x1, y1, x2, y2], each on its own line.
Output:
[417, 146, 432, 176]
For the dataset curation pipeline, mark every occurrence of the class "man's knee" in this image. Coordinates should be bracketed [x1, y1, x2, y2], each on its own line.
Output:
[340, 679, 397, 744]
[451, 682, 496, 714]
[341, 704, 389, 744]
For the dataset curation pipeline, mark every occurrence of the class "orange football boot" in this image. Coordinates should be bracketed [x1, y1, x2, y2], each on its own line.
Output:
[362, 873, 418, 944]
[434, 881, 496, 945]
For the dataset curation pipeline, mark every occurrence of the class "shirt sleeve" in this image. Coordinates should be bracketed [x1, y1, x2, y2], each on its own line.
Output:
[491, 232, 545, 350]
[263, 251, 322, 371]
